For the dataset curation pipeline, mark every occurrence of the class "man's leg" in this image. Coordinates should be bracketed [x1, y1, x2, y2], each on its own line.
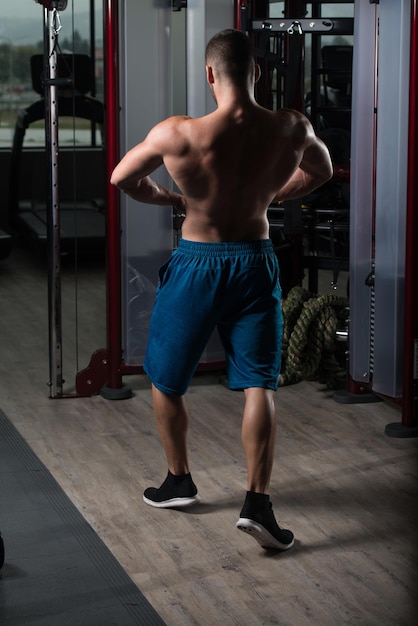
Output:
[241, 387, 276, 493]
[142, 384, 200, 508]
[237, 386, 294, 551]
[152, 384, 190, 475]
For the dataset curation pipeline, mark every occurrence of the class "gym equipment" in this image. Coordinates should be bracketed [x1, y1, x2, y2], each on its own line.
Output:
[10, 2, 105, 398]
[240, 2, 352, 295]
[280, 286, 348, 389]
[338, 0, 418, 435]
[318, 45, 353, 131]
[8, 53, 105, 256]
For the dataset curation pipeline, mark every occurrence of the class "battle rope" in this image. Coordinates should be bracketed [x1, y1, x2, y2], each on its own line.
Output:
[280, 286, 348, 389]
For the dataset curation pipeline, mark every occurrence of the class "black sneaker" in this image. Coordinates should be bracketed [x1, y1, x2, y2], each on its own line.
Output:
[143, 470, 200, 508]
[236, 500, 294, 551]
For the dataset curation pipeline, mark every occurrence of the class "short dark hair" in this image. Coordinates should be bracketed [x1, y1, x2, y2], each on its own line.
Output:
[205, 29, 255, 83]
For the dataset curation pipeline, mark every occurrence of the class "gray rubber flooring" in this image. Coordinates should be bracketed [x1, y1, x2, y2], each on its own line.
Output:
[0, 409, 165, 625]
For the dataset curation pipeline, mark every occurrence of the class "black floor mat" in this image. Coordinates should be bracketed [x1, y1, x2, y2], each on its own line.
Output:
[0, 409, 165, 625]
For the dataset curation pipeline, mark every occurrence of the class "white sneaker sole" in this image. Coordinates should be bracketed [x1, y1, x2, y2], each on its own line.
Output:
[236, 517, 295, 551]
[143, 493, 201, 509]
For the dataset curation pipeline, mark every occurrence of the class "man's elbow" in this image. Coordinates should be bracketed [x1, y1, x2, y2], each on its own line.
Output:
[315, 161, 333, 188]
[110, 170, 135, 194]
[110, 170, 123, 189]
[309, 171, 331, 193]
[321, 166, 333, 186]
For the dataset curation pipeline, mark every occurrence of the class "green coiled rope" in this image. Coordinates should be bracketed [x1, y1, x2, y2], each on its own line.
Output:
[280, 286, 349, 389]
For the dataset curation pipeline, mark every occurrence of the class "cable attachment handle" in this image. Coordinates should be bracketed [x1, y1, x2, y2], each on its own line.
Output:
[287, 20, 303, 35]
[51, 7, 63, 35]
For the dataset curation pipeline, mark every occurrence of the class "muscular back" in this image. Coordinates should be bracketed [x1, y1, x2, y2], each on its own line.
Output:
[154, 106, 312, 241]
[111, 96, 332, 243]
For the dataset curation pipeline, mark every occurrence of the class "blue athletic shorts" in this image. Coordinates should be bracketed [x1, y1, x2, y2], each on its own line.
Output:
[143, 239, 283, 395]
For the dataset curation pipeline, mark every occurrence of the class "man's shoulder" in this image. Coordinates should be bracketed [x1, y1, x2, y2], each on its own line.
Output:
[273, 107, 309, 124]
[155, 113, 216, 145]
[147, 115, 193, 151]
[255, 105, 310, 130]
[164, 114, 193, 124]
[272, 108, 313, 141]
[153, 115, 192, 134]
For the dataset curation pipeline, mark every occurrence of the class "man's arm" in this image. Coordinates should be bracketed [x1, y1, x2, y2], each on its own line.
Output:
[274, 135, 333, 202]
[110, 120, 186, 213]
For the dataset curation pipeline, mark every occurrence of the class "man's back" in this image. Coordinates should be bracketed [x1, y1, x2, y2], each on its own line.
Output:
[110, 28, 332, 243]
[149, 104, 314, 242]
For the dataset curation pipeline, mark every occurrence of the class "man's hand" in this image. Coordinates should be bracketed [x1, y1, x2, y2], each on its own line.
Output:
[111, 162, 184, 209]
[173, 193, 187, 215]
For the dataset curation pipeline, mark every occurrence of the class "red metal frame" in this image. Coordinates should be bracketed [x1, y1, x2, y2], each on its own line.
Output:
[76, 0, 125, 396]
[235, 0, 247, 30]
[103, 0, 124, 390]
[401, 0, 418, 426]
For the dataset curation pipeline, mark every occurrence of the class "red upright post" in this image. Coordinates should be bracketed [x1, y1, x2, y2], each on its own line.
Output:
[386, 0, 418, 436]
[235, 0, 247, 30]
[102, 0, 127, 396]
[401, 0, 418, 428]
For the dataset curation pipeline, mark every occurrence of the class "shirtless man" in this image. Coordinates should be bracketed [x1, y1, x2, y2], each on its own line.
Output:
[111, 29, 332, 551]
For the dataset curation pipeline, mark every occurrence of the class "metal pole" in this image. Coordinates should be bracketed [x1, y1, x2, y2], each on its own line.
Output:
[103, 0, 124, 391]
[401, 0, 418, 427]
[44, 5, 63, 398]
[90, 0, 97, 145]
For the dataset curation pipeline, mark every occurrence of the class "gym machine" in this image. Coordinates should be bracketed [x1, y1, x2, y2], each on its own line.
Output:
[235, 1, 418, 435]
[15, 1, 105, 398]
[344, 0, 418, 436]
[8, 53, 105, 257]
[236, 1, 353, 295]
[34, 0, 68, 398]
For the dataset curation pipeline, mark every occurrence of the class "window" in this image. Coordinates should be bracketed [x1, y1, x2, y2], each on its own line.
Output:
[0, 0, 103, 148]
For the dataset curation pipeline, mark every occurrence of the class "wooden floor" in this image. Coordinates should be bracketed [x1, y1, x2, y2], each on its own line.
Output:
[1, 244, 417, 625]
